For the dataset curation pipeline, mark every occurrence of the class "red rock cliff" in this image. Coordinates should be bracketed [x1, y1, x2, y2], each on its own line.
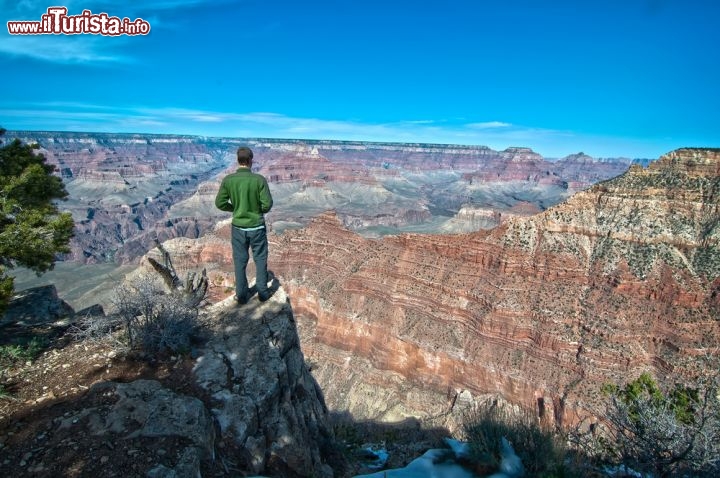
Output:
[267, 148, 719, 426]
[163, 148, 719, 428]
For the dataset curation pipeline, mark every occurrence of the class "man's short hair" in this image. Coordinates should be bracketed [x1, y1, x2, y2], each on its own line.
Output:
[237, 147, 254, 166]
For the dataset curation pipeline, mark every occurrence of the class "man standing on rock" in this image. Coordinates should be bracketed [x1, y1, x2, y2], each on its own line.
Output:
[215, 146, 275, 304]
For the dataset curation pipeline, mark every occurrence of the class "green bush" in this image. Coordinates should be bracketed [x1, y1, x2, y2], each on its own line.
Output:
[0, 336, 47, 366]
[0, 335, 48, 399]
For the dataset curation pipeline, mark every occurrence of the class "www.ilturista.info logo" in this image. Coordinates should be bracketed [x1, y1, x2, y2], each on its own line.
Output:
[7, 6, 151, 36]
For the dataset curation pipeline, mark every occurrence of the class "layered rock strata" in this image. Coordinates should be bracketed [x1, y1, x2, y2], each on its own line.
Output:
[8, 131, 634, 263]
[7, 131, 233, 263]
[168, 148, 719, 427]
[275, 149, 719, 426]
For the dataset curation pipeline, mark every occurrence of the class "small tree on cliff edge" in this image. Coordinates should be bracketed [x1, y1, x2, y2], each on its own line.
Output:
[0, 128, 74, 313]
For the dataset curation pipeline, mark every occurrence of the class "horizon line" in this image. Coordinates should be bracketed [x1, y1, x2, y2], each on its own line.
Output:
[4, 128, 671, 160]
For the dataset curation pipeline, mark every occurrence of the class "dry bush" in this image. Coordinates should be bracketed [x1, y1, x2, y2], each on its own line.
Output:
[71, 272, 200, 356]
[72, 243, 208, 356]
[69, 310, 124, 348]
[111, 274, 199, 356]
[462, 399, 572, 477]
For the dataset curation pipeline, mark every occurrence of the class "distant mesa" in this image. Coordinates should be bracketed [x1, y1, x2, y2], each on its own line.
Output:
[7, 130, 634, 264]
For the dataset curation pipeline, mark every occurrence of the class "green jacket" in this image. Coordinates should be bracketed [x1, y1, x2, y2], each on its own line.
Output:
[215, 167, 273, 228]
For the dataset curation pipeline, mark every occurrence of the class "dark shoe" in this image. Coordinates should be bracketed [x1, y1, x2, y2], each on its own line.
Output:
[257, 289, 275, 303]
[235, 295, 248, 305]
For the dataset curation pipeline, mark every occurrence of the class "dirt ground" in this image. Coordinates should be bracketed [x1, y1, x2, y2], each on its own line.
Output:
[0, 319, 444, 477]
[0, 328, 233, 477]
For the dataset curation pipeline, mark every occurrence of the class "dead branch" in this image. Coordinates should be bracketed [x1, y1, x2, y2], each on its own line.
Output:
[147, 240, 208, 307]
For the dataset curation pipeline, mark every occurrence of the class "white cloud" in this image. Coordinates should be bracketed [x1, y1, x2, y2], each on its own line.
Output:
[466, 121, 512, 129]
[0, 35, 128, 63]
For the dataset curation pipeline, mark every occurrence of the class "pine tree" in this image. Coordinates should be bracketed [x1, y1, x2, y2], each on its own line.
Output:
[0, 128, 74, 313]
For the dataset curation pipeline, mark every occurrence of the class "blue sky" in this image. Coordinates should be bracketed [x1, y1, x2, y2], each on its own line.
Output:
[1, 0, 718, 158]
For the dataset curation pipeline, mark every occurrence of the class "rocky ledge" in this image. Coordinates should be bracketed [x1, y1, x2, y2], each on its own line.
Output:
[0, 284, 335, 477]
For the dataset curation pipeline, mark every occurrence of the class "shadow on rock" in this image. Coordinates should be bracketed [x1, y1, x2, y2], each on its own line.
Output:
[0, 279, 458, 478]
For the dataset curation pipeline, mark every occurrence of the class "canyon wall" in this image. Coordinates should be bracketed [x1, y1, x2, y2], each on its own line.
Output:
[7, 131, 633, 263]
[164, 148, 719, 428]
[271, 148, 719, 427]
[11, 131, 709, 429]
[7, 131, 233, 263]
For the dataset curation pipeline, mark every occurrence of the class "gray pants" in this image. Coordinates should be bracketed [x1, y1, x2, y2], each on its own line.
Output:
[231, 225, 269, 301]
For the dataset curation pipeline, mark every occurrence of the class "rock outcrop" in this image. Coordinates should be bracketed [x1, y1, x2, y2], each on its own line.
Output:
[2, 285, 75, 326]
[86, 379, 215, 477]
[1, 285, 103, 347]
[169, 148, 719, 428]
[194, 292, 334, 477]
[0, 280, 335, 477]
